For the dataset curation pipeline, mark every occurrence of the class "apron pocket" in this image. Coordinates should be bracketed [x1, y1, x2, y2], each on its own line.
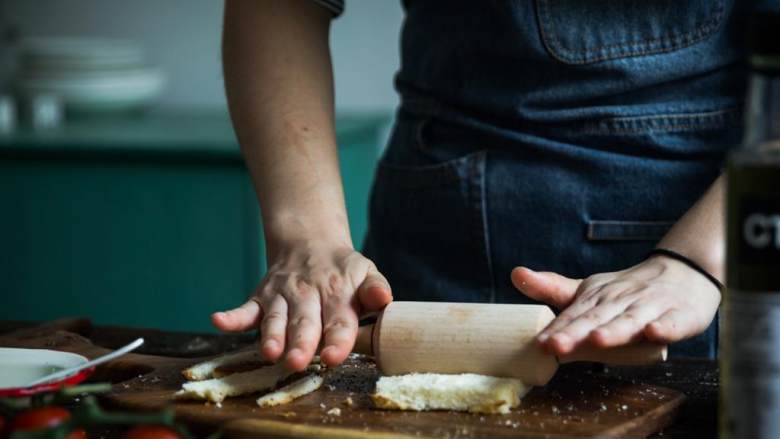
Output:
[366, 150, 495, 302]
[535, 0, 725, 64]
[586, 220, 673, 241]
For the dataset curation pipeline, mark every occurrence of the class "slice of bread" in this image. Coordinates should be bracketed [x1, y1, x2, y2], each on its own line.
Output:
[257, 373, 324, 407]
[372, 373, 529, 414]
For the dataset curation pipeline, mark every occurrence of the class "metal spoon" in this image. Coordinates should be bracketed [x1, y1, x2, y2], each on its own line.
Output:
[25, 338, 145, 387]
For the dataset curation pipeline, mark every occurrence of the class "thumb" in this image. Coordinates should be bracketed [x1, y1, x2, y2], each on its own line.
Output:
[511, 266, 581, 309]
[357, 264, 393, 312]
[211, 299, 261, 332]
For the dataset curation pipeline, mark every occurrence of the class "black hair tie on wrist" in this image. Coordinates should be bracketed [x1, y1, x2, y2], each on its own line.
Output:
[648, 248, 724, 291]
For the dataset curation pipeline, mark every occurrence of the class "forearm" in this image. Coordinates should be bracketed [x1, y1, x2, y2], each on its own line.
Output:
[222, 0, 351, 258]
[656, 174, 725, 282]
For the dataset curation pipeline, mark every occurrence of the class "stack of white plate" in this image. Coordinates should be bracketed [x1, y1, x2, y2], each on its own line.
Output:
[14, 38, 165, 114]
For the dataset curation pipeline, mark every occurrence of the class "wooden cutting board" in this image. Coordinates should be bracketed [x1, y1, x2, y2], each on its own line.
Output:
[0, 321, 685, 438]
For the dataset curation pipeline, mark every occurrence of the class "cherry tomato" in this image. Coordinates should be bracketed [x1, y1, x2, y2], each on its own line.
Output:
[10, 407, 86, 439]
[66, 429, 87, 439]
[11, 407, 71, 431]
[124, 425, 181, 439]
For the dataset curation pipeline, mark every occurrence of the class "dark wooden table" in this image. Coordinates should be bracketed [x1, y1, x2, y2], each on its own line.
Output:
[0, 321, 717, 438]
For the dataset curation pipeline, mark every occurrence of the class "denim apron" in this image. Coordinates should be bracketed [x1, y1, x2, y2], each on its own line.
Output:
[363, 0, 749, 358]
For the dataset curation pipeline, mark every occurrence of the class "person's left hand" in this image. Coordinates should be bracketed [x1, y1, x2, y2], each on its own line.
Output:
[511, 255, 721, 355]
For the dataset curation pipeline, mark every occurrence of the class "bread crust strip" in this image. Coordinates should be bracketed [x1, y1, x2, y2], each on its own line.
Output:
[257, 374, 324, 407]
[182, 349, 264, 381]
[176, 362, 323, 403]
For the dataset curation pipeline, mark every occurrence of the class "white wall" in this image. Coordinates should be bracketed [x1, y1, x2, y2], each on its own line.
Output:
[0, 0, 403, 112]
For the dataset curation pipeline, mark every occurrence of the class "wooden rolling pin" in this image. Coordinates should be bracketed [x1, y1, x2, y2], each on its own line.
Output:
[353, 301, 667, 386]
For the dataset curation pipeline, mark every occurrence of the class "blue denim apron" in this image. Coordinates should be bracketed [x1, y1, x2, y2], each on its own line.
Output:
[363, 0, 749, 358]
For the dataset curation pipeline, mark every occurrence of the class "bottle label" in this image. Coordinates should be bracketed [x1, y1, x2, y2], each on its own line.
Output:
[738, 199, 780, 265]
[724, 291, 780, 438]
[729, 189, 780, 291]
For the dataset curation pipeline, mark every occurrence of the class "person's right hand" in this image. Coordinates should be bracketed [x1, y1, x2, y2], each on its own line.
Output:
[211, 239, 392, 371]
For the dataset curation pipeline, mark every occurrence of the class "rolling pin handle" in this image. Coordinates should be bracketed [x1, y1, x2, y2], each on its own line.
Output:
[354, 316, 377, 357]
[556, 342, 668, 366]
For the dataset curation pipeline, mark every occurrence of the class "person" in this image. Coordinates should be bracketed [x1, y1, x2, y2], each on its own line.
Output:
[211, 0, 749, 371]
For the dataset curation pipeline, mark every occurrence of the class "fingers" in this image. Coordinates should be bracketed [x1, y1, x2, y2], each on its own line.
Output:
[511, 267, 580, 310]
[588, 302, 663, 348]
[542, 300, 629, 354]
[211, 300, 261, 332]
[284, 287, 323, 371]
[643, 308, 702, 344]
[536, 287, 607, 347]
[259, 295, 288, 361]
[356, 266, 393, 312]
[320, 289, 359, 367]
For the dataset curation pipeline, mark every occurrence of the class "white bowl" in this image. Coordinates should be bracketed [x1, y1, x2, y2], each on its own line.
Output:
[20, 37, 145, 72]
[0, 348, 88, 389]
[16, 68, 166, 112]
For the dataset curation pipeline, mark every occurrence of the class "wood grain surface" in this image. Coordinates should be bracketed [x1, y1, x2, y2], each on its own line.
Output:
[0, 322, 685, 438]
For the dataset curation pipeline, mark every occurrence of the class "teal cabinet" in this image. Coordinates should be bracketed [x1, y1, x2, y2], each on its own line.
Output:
[0, 111, 390, 332]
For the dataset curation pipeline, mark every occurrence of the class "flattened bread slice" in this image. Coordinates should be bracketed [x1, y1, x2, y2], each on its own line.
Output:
[256, 373, 324, 407]
[372, 373, 529, 414]
[182, 349, 263, 381]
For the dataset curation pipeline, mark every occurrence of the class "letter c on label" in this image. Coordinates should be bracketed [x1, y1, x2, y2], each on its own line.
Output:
[744, 213, 772, 248]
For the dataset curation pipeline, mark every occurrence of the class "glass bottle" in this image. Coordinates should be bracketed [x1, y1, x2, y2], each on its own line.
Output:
[722, 10, 780, 439]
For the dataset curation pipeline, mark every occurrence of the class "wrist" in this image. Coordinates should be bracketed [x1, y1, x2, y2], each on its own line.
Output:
[263, 211, 353, 259]
[654, 238, 724, 283]
[648, 248, 724, 291]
